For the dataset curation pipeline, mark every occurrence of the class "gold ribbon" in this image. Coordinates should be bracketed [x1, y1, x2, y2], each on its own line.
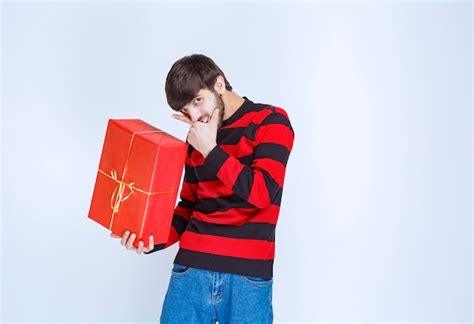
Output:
[97, 129, 178, 230]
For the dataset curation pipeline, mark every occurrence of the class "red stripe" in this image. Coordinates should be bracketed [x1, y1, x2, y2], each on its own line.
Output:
[248, 170, 270, 207]
[180, 231, 275, 260]
[216, 155, 243, 185]
[193, 204, 279, 225]
[198, 180, 234, 198]
[180, 182, 198, 202]
[255, 123, 293, 150]
[251, 158, 286, 187]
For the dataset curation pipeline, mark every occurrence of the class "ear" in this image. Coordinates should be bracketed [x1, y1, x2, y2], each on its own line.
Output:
[213, 75, 225, 95]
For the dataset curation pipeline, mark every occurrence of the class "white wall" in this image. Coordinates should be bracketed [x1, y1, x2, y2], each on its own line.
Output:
[1, 1, 472, 323]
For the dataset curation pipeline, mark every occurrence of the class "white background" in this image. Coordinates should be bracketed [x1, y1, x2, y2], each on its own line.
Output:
[1, 1, 472, 323]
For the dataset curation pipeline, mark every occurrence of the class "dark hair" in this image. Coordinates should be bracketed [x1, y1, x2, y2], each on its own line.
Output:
[165, 54, 233, 111]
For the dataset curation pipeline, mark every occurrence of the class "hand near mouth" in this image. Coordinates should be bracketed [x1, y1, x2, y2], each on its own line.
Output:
[172, 108, 220, 158]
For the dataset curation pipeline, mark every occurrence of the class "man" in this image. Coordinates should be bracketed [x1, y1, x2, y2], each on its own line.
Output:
[111, 54, 295, 323]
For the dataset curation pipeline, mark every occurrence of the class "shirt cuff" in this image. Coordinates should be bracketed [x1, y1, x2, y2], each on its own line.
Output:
[203, 145, 229, 175]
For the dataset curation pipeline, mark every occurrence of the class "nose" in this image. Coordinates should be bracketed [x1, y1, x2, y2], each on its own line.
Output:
[188, 108, 201, 122]
[188, 108, 208, 123]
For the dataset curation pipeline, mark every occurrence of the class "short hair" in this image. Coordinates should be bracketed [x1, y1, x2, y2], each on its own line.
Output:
[165, 54, 233, 111]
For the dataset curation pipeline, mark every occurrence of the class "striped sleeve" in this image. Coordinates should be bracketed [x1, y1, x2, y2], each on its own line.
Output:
[202, 109, 295, 209]
[144, 145, 197, 254]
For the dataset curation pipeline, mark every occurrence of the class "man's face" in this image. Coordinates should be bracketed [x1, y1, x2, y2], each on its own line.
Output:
[178, 88, 225, 128]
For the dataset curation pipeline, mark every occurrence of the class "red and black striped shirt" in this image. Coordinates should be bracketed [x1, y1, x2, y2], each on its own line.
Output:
[145, 96, 295, 278]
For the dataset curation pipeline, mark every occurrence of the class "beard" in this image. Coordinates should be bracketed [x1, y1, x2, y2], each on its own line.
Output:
[212, 90, 225, 129]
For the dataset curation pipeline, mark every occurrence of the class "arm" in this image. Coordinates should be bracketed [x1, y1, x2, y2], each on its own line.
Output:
[144, 145, 198, 254]
[202, 110, 295, 209]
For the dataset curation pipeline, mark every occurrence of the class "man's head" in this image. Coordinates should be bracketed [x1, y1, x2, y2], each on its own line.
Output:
[165, 54, 232, 127]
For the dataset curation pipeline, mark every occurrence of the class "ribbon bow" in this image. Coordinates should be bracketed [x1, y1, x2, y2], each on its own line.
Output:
[109, 169, 136, 213]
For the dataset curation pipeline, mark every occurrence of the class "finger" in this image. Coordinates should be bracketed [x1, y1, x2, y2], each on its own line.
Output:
[110, 232, 120, 239]
[136, 240, 145, 254]
[172, 114, 193, 126]
[126, 233, 137, 250]
[147, 235, 154, 251]
[121, 230, 130, 246]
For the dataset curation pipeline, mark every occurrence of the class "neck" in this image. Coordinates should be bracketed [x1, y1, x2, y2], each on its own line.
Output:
[221, 91, 245, 121]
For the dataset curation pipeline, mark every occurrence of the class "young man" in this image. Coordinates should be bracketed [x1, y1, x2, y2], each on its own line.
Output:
[111, 54, 295, 323]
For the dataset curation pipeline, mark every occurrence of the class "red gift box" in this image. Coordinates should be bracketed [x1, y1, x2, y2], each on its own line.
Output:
[88, 119, 187, 249]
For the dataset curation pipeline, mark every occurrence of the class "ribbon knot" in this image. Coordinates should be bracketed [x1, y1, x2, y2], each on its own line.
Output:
[110, 169, 136, 213]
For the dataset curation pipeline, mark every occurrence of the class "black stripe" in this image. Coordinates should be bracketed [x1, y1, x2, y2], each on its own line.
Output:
[232, 166, 253, 200]
[174, 248, 274, 277]
[261, 169, 281, 202]
[239, 153, 253, 166]
[194, 194, 258, 213]
[194, 165, 218, 181]
[272, 187, 283, 205]
[177, 198, 194, 209]
[186, 218, 275, 241]
[253, 143, 290, 167]
[171, 214, 188, 235]
[143, 243, 166, 254]
[247, 103, 276, 114]
[184, 164, 198, 184]
[186, 142, 194, 157]
[195, 153, 252, 181]
[232, 165, 281, 204]
[217, 123, 258, 143]
[202, 145, 229, 174]
[260, 112, 294, 135]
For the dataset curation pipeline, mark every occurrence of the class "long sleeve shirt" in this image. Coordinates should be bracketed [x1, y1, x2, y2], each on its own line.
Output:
[144, 96, 295, 278]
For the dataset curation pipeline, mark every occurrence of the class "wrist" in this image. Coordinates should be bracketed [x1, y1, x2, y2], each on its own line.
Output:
[202, 143, 217, 158]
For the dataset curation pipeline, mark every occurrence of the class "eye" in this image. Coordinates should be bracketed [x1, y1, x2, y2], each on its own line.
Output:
[194, 97, 202, 104]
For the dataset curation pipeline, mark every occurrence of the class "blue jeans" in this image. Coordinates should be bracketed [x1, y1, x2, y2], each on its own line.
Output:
[160, 263, 273, 323]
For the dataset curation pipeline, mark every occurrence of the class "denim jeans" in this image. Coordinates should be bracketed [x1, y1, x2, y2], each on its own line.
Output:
[160, 263, 273, 323]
